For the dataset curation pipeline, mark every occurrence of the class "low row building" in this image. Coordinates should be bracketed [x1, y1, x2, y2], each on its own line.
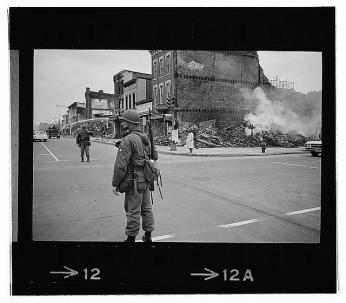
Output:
[61, 50, 276, 137]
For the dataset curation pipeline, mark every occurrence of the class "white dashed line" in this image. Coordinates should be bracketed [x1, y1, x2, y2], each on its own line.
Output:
[152, 234, 176, 241]
[216, 218, 264, 229]
[272, 162, 318, 169]
[285, 207, 321, 216]
[136, 234, 176, 242]
[148, 208, 320, 241]
[40, 142, 60, 161]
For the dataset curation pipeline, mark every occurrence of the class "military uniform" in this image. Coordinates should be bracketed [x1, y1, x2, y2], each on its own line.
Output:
[76, 129, 91, 161]
[112, 128, 158, 238]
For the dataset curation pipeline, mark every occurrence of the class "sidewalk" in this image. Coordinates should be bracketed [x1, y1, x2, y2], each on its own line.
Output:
[91, 137, 308, 157]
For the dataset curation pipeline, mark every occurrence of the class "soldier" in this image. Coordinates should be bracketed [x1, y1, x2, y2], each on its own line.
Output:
[112, 109, 158, 243]
[261, 140, 267, 153]
[76, 125, 91, 162]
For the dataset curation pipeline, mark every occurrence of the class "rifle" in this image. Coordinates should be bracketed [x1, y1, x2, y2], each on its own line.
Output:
[148, 109, 155, 191]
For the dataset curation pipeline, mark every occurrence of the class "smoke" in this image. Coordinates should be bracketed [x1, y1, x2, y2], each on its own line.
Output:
[243, 87, 321, 137]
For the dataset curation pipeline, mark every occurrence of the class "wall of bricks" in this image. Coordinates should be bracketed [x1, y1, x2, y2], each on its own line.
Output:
[175, 50, 264, 127]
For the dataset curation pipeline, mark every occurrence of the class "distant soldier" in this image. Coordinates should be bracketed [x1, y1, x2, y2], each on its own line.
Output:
[76, 125, 91, 162]
[261, 140, 267, 153]
[112, 109, 158, 243]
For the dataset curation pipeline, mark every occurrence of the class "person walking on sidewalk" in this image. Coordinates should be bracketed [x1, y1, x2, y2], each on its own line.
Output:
[112, 109, 158, 243]
[76, 125, 91, 162]
[186, 129, 194, 154]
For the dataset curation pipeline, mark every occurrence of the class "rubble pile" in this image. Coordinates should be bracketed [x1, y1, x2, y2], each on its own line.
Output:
[154, 120, 307, 148]
[154, 135, 171, 146]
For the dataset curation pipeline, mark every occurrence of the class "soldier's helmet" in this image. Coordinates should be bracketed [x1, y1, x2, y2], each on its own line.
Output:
[120, 109, 141, 124]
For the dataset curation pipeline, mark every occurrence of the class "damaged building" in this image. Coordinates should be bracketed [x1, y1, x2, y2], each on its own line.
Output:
[149, 50, 271, 129]
[85, 87, 115, 119]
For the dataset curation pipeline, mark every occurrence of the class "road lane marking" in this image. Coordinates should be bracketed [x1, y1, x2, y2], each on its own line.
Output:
[135, 234, 176, 242]
[40, 153, 63, 156]
[285, 207, 321, 216]
[152, 234, 176, 241]
[40, 142, 60, 162]
[272, 162, 318, 169]
[216, 218, 264, 229]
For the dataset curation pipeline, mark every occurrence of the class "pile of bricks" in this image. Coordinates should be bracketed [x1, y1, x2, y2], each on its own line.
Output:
[154, 120, 307, 148]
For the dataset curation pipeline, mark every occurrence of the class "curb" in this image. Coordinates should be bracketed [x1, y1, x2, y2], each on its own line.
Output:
[157, 150, 309, 157]
[91, 139, 309, 157]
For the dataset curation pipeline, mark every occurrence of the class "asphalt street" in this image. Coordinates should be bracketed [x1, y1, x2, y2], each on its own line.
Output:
[32, 137, 321, 242]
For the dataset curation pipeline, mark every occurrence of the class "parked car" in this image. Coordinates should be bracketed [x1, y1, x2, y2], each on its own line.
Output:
[304, 140, 322, 157]
[33, 130, 48, 142]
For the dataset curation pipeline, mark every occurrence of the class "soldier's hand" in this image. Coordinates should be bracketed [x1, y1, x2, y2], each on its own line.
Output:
[112, 187, 119, 196]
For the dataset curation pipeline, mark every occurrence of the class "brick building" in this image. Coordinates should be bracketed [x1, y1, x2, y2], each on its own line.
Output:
[67, 102, 86, 123]
[85, 88, 115, 119]
[113, 70, 152, 114]
[112, 70, 153, 137]
[149, 50, 271, 128]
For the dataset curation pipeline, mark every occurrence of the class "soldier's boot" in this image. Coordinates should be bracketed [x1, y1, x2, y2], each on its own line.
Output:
[87, 156, 90, 162]
[142, 231, 152, 243]
[124, 235, 136, 243]
[81, 156, 84, 162]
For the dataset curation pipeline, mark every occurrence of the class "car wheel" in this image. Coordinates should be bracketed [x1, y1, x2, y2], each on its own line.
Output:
[44, 139, 47, 142]
[311, 151, 318, 157]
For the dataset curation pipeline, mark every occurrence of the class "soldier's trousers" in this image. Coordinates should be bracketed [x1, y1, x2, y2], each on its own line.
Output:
[80, 144, 90, 157]
[124, 185, 154, 237]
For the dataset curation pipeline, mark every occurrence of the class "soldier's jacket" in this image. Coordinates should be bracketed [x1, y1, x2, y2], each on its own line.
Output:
[112, 129, 158, 188]
[76, 130, 90, 146]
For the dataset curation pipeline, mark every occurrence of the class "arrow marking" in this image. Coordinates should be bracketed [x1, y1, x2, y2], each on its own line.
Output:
[191, 267, 219, 281]
[50, 266, 79, 279]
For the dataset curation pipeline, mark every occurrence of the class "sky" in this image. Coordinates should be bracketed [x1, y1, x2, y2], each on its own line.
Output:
[34, 50, 322, 125]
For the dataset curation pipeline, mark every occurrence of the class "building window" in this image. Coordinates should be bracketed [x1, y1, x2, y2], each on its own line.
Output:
[125, 96, 128, 110]
[159, 56, 164, 77]
[153, 85, 158, 104]
[159, 83, 164, 104]
[153, 60, 158, 79]
[165, 80, 171, 101]
[165, 52, 171, 74]
[132, 93, 135, 108]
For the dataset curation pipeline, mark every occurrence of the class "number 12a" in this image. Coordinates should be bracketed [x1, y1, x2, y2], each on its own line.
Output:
[223, 269, 254, 282]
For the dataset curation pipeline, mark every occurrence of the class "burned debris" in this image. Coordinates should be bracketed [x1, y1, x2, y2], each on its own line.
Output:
[154, 120, 307, 148]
